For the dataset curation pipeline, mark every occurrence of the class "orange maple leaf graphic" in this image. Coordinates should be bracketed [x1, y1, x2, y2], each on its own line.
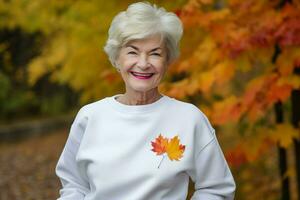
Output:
[151, 134, 186, 168]
[151, 134, 169, 155]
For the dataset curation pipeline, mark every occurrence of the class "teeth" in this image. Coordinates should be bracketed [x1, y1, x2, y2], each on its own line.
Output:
[132, 72, 153, 76]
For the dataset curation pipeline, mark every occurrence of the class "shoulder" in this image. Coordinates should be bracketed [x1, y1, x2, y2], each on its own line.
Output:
[167, 97, 195, 111]
[72, 97, 108, 124]
[169, 97, 209, 120]
[169, 97, 215, 135]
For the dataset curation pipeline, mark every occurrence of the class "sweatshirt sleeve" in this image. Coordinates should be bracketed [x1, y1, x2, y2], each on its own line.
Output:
[187, 110, 236, 200]
[55, 106, 90, 200]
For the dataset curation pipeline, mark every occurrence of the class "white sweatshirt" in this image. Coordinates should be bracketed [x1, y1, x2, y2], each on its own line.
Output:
[56, 94, 236, 200]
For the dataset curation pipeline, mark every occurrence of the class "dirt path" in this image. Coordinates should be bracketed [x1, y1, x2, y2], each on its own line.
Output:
[0, 129, 69, 200]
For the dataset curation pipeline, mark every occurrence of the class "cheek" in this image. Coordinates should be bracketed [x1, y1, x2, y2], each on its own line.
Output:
[156, 63, 168, 74]
[117, 53, 135, 69]
[122, 59, 136, 70]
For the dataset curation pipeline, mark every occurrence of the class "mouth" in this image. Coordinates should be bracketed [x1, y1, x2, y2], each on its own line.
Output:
[130, 71, 154, 80]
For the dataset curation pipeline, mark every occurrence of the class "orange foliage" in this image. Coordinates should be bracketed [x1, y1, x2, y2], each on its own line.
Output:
[168, 0, 300, 169]
[225, 124, 299, 167]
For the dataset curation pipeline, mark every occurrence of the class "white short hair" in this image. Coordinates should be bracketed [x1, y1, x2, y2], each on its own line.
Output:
[103, 1, 183, 67]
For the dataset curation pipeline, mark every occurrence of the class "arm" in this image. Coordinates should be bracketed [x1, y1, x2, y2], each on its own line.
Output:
[55, 107, 90, 200]
[187, 109, 236, 200]
[190, 135, 236, 200]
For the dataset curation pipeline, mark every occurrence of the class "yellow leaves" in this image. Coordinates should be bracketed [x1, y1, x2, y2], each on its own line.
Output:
[268, 124, 300, 148]
[166, 78, 190, 99]
[181, 0, 230, 28]
[226, 124, 300, 167]
[177, 36, 220, 73]
[151, 134, 186, 168]
[194, 36, 218, 68]
[242, 74, 287, 122]
[167, 58, 235, 99]
[214, 60, 236, 85]
[225, 130, 270, 166]
[278, 75, 300, 89]
[197, 70, 215, 93]
[28, 35, 68, 85]
[211, 95, 242, 125]
[168, 48, 236, 103]
[241, 133, 266, 163]
[100, 69, 120, 84]
[209, 9, 231, 22]
[210, 72, 296, 125]
[27, 59, 48, 85]
[199, 0, 213, 5]
[276, 47, 300, 76]
[235, 48, 274, 72]
[198, 60, 235, 92]
[166, 136, 186, 161]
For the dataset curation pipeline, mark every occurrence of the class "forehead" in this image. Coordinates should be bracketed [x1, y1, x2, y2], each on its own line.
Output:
[124, 35, 165, 50]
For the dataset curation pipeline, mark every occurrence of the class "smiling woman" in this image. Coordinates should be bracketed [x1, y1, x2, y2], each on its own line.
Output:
[103, 1, 182, 105]
[55, 2, 236, 200]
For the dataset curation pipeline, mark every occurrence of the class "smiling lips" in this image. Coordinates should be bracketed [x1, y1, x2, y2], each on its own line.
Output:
[130, 71, 154, 79]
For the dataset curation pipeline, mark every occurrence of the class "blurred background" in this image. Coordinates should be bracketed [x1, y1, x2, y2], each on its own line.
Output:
[0, 0, 300, 199]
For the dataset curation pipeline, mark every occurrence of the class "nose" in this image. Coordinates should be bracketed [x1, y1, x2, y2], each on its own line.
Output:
[137, 54, 149, 69]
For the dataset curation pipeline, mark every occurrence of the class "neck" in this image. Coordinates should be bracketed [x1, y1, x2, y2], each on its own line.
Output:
[116, 89, 162, 105]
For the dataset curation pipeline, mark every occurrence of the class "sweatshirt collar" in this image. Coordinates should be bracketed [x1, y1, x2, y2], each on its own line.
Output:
[108, 93, 170, 114]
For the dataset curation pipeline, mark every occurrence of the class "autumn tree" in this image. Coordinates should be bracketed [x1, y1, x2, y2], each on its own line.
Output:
[159, 0, 300, 199]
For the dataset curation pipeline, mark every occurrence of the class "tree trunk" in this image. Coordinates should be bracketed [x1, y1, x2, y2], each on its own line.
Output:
[275, 101, 291, 200]
[291, 67, 300, 200]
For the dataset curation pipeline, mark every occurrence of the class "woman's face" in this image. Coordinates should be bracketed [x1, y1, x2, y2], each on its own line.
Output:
[116, 35, 169, 94]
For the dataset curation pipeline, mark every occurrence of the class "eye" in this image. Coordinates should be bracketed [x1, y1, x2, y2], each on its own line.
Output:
[151, 53, 161, 56]
[127, 51, 137, 55]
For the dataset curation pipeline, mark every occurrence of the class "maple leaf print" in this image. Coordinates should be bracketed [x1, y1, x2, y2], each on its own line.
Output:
[166, 136, 186, 161]
[151, 134, 186, 168]
[151, 134, 169, 155]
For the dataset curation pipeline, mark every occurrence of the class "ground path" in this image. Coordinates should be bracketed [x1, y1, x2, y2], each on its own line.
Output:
[0, 129, 68, 200]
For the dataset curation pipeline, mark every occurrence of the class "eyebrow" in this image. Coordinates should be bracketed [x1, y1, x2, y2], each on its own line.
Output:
[125, 45, 162, 52]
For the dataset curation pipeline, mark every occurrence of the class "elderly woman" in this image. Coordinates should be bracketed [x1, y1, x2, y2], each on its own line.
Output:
[55, 2, 236, 200]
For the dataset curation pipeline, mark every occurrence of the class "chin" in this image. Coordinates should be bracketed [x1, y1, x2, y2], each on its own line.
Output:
[127, 83, 157, 93]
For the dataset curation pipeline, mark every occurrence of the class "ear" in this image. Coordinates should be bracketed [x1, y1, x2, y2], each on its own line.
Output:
[114, 51, 122, 67]
[114, 61, 121, 72]
[114, 60, 119, 68]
